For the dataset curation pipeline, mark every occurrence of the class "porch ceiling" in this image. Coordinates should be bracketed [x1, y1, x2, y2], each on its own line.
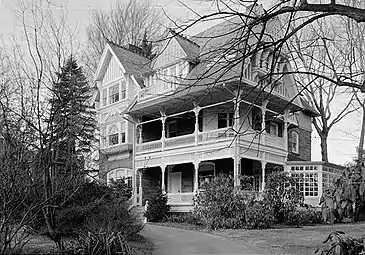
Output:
[128, 80, 303, 118]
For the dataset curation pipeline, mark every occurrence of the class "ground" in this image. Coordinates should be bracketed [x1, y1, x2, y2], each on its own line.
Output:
[149, 222, 365, 255]
[141, 224, 270, 255]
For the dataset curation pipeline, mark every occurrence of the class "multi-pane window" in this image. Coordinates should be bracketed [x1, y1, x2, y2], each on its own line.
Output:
[108, 125, 119, 146]
[292, 172, 318, 197]
[109, 85, 119, 104]
[120, 121, 126, 143]
[102, 89, 107, 106]
[218, 113, 234, 129]
[120, 81, 126, 99]
[107, 169, 132, 187]
[290, 131, 299, 154]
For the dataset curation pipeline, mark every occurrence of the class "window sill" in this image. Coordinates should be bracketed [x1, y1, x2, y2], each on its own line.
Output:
[100, 98, 129, 110]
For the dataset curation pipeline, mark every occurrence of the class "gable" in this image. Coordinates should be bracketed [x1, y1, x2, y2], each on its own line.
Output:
[102, 55, 124, 85]
[153, 37, 187, 69]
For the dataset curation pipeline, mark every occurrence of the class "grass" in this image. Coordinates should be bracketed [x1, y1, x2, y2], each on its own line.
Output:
[155, 221, 365, 255]
[21, 233, 153, 255]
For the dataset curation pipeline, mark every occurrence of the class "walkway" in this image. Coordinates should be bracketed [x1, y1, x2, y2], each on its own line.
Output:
[141, 224, 270, 255]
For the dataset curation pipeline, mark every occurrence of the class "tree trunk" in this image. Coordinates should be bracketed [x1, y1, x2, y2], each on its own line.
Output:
[320, 135, 329, 162]
[358, 104, 365, 163]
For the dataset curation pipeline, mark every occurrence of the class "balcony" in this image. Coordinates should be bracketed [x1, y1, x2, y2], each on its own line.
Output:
[136, 127, 286, 156]
[100, 143, 132, 156]
[138, 82, 177, 100]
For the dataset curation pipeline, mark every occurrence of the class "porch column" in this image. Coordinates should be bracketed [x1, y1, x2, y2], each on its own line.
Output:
[139, 169, 143, 206]
[137, 124, 143, 144]
[193, 160, 200, 193]
[194, 106, 200, 146]
[161, 164, 166, 193]
[260, 100, 269, 134]
[233, 91, 242, 187]
[261, 160, 267, 191]
[160, 113, 166, 151]
[283, 109, 289, 153]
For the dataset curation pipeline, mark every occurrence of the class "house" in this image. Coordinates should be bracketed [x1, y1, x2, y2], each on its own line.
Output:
[94, 13, 343, 209]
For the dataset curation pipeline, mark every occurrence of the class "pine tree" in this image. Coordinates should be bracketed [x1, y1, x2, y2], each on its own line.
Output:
[49, 56, 96, 174]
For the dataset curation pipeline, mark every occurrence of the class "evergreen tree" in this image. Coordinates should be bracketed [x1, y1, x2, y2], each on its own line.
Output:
[49, 56, 96, 174]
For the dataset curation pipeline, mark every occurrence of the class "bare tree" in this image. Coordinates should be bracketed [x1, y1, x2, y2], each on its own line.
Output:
[2, 0, 96, 249]
[290, 18, 358, 162]
[85, 0, 165, 72]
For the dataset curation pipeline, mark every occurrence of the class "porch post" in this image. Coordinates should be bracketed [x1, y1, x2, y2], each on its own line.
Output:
[283, 109, 289, 154]
[160, 113, 166, 151]
[193, 160, 200, 193]
[260, 100, 269, 134]
[193, 106, 200, 146]
[137, 124, 143, 144]
[233, 90, 242, 187]
[139, 169, 143, 206]
[261, 160, 267, 191]
[161, 164, 166, 193]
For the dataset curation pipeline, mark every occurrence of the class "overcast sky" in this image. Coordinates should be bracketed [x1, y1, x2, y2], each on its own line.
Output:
[0, 0, 360, 165]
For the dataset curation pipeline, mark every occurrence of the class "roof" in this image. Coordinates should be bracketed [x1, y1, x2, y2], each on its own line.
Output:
[169, 29, 200, 60]
[300, 98, 320, 116]
[108, 42, 152, 81]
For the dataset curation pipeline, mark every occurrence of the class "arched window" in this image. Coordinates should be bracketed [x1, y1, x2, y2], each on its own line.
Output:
[107, 168, 132, 188]
[108, 125, 119, 146]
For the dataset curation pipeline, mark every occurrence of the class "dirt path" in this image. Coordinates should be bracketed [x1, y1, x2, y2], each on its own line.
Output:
[141, 224, 270, 255]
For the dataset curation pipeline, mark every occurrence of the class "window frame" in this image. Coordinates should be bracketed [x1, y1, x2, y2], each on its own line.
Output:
[107, 168, 133, 187]
[291, 131, 299, 154]
[109, 84, 120, 104]
[218, 112, 234, 129]
[120, 80, 126, 100]
[108, 125, 119, 146]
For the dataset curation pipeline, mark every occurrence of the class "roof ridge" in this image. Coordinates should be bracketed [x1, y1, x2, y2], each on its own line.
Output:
[107, 40, 150, 60]
[168, 28, 200, 47]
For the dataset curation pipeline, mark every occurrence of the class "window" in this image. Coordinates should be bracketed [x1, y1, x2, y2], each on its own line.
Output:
[107, 168, 132, 187]
[290, 131, 299, 154]
[268, 123, 278, 136]
[167, 121, 177, 138]
[108, 125, 119, 146]
[102, 89, 107, 106]
[252, 108, 262, 131]
[218, 113, 234, 129]
[100, 127, 107, 148]
[292, 172, 318, 197]
[120, 81, 126, 99]
[120, 121, 126, 143]
[109, 85, 119, 104]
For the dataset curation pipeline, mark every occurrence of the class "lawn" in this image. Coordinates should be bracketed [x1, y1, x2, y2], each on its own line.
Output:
[22, 233, 153, 254]
[153, 222, 365, 254]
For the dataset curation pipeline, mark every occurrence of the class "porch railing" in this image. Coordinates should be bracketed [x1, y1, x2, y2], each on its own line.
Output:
[198, 128, 235, 143]
[165, 133, 195, 149]
[138, 82, 177, 100]
[167, 193, 195, 205]
[135, 140, 162, 153]
[265, 134, 285, 149]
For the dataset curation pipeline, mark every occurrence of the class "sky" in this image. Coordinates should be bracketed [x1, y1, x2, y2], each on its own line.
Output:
[0, 0, 361, 165]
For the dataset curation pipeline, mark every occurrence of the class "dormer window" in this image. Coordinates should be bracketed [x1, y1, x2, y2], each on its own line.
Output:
[120, 80, 126, 99]
[109, 85, 119, 104]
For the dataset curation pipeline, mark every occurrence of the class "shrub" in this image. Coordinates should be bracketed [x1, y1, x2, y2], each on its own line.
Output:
[315, 231, 364, 255]
[71, 230, 131, 255]
[167, 213, 203, 225]
[144, 189, 170, 222]
[263, 172, 303, 225]
[245, 201, 275, 229]
[194, 174, 246, 229]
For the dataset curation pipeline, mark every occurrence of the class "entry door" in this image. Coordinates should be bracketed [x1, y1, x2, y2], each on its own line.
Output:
[170, 172, 181, 193]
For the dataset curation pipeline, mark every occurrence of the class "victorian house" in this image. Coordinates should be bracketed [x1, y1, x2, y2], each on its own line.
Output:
[94, 12, 343, 210]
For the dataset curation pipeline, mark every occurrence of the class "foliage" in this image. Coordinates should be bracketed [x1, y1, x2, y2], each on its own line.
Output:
[144, 188, 171, 222]
[245, 201, 275, 229]
[320, 164, 365, 223]
[167, 213, 203, 226]
[109, 178, 132, 201]
[263, 172, 303, 224]
[194, 174, 246, 229]
[315, 231, 365, 255]
[71, 230, 131, 255]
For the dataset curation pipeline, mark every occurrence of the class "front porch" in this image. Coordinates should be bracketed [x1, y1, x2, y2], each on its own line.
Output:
[137, 158, 284, 211]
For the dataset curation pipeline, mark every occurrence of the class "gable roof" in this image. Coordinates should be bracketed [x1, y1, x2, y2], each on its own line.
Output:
[169, 29, 200, 60]
[108, 43, 152, 79]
